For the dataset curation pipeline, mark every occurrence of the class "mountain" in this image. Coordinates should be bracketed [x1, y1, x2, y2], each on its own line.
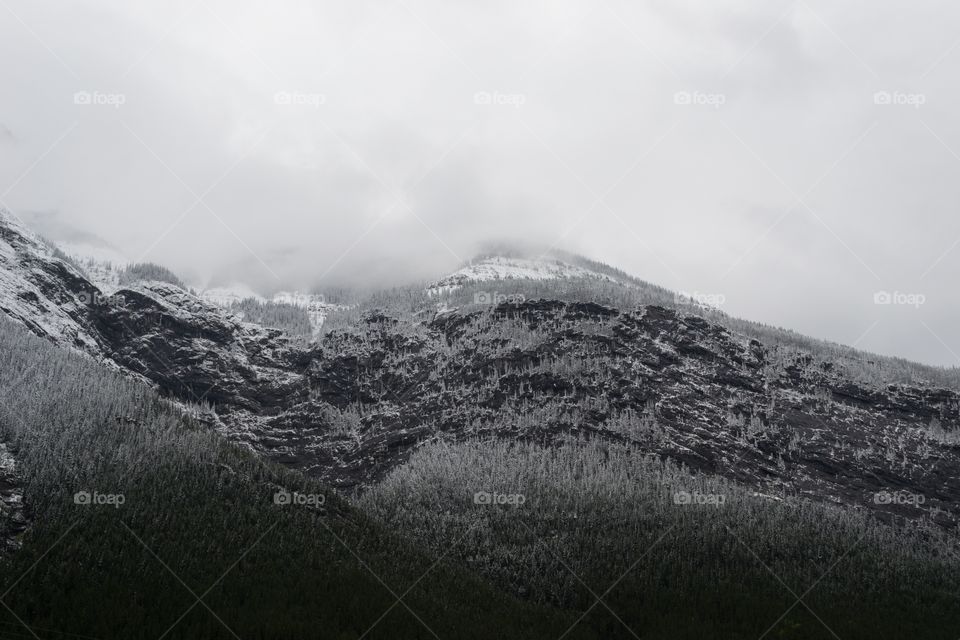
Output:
[1, 211, 960, 637]
[2, 210, 957, 524]
[427, 254, 622, 294]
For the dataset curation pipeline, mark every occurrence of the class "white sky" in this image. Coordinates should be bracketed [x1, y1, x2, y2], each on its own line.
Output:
[1, 0, 960, 366]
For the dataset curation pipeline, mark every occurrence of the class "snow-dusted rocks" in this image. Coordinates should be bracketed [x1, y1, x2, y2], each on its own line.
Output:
[200, 287, 344, 337]
[199, 284, 266, 307]
[89, 281, 308, 411]
[0, 208, 105, 354]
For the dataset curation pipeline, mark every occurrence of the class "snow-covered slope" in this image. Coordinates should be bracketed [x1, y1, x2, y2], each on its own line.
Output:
[200, 287, 344, 338]
[200, 287, 332, 311]
[271, 291, 327, 309]
[69, 258, 124, 294]
[55, 241, 129, 295]
[0, 208, 104, 353]
[428, 256, 620, 294]
[199, 284, 266, 307]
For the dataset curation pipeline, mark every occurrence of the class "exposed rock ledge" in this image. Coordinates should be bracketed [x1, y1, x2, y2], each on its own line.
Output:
[0, 442, 27, 553]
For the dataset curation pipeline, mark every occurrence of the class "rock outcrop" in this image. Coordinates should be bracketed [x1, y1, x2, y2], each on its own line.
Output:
[0, 442, 26, 552]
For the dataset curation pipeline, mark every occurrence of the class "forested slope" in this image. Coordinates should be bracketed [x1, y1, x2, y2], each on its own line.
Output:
[0, 317, 591, 640]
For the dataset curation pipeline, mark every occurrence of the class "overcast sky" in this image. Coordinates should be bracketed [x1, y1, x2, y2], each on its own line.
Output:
[1, 0, 960, 366]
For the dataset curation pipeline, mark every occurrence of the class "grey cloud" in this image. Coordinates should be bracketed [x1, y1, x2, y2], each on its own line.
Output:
[1, 0, 959, 366]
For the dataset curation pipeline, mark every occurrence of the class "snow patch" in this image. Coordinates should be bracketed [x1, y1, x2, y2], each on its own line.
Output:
[198, 286, 346, 338]
[428, 256, 620, 294]
[199, 284, 265, 307]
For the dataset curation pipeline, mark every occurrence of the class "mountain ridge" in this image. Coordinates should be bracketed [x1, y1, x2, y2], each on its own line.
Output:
[41, 225, 960, 385]
[0, 211, 958, 530]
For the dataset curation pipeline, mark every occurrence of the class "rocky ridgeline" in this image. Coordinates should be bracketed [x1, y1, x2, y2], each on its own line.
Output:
[92, 286, 960, 528]
[306, 301, 960, 528]
[1, 212, 958, 529]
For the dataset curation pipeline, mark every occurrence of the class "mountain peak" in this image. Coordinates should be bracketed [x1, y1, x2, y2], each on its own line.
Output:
[427, 243, 637, 294]
[429, 254, 620, 293]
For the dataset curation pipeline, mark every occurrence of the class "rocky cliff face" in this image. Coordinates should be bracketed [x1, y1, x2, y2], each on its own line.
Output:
[89, 283, 310, 410]
[0, 442, 26, 553]
[0, 210, 105, 355]
[0, 210, 957, 531]
[304, 301, 960, 529]
[0, 208, 310, 432]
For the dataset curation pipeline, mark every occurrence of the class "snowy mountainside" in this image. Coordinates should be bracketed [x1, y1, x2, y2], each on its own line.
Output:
[200, 287, 345, 337]
[55, 240, 130, 295]
[198, 284, 266, 307]
[2, 211, 960, 531]
[272, 290, 329, 309]
[0, 208, 104, 353]
[69, 257, 124, 294]
[428, 255, 621, 294]
[269, 292, 349, 338]
[0, 210, 307, 392]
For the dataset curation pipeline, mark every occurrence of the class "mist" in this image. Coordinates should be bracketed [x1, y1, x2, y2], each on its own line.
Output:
[3, 0, 960, 365]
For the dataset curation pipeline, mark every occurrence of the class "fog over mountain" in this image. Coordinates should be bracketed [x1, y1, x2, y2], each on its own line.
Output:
[2, 0, 960, 366]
